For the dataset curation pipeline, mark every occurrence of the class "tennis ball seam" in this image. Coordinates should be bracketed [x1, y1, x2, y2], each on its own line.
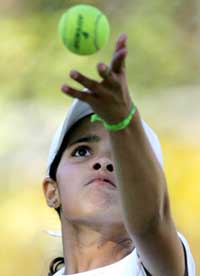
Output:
[59, 13, 68, 49]
[94, 13, 102, 51]
[63, 18, 68, 49]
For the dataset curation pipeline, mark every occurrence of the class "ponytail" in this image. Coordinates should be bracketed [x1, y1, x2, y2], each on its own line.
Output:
[48, 257, 64, 276]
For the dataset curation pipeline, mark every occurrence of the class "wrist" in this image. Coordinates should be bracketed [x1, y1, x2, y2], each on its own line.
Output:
[91, 102, 137, 131]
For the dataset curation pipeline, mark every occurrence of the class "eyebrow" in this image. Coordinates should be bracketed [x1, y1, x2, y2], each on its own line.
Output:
[68, 134, 101, 147]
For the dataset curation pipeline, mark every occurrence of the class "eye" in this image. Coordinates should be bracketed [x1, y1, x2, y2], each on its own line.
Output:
[71, 145, 91, 157]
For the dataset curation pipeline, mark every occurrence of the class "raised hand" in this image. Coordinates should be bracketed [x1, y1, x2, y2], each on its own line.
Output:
[61, 33, 133, 124]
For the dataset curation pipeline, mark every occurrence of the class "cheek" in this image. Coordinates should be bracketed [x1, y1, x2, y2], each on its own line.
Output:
[56, 160, 79, 195]
[56, 159, 85, 217]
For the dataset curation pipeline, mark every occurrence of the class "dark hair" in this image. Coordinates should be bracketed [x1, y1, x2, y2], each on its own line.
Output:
[49, 136, 69, 183]
[49, 114, 93, 181]
[48, 257, 64, 276]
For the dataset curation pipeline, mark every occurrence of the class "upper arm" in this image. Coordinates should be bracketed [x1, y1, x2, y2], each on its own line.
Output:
[132, 217, 186, 276]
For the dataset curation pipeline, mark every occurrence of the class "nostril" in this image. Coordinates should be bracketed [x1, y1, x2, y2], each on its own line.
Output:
[107, 164, 114, 172]
[93, 163, 101, 170]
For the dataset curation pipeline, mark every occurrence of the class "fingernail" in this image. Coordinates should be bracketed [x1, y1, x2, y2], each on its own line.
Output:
[61, 85, 68, 92]
[70, 70, 78, 79]
[99, 63, 106, 71]
[121, 33, 127, 40]
[118, 33, 127, 43]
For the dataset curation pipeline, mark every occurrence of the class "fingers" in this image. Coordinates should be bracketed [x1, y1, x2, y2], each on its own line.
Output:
[61, 34, 128, 101]
[61, 70, 100, 101]
[61, 84, 92, 102]
[111, 33, 128, 74]
[115, 33, 127, 52]
[111, 47, 128, 74]
[70, 70, 99, 91]
[97, 63, 115, 84]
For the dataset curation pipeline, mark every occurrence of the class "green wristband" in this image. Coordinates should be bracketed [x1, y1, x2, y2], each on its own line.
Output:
[90, 103, 137, 131]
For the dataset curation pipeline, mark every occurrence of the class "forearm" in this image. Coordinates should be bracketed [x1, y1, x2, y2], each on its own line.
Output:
[109, 110, 169, 235]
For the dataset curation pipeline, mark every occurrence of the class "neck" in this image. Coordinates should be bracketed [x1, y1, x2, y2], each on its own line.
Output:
[60, 213, 134, 275]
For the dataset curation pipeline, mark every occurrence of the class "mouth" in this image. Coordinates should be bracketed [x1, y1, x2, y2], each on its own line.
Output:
[86, 178, 116, 188]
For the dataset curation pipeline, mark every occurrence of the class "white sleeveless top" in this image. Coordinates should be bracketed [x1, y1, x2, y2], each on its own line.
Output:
[53, 233, 195, 276]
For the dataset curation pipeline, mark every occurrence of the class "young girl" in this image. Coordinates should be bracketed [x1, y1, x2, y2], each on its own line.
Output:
[43, 34, 195, 276]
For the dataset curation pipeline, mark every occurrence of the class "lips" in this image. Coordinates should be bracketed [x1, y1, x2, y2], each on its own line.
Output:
[86, 177, 116, 188]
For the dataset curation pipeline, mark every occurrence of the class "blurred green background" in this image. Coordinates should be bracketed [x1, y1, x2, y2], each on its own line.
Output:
[0, 0, 199, 275]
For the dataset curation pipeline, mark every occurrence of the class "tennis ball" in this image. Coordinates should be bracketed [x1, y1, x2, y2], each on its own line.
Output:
[58, 4, 110, 55]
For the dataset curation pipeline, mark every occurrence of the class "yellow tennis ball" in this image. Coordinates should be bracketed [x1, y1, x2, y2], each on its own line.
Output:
[58, 4, 110, 55]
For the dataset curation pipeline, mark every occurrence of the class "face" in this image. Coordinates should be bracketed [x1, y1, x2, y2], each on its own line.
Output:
[56, 116, 124, 227]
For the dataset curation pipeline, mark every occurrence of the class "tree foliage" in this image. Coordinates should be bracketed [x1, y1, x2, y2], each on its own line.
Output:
[0, 0, 199, 103]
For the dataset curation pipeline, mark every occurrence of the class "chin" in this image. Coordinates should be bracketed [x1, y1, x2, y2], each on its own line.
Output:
[82, 205, 123, 225]
[83, 189, 119, 209]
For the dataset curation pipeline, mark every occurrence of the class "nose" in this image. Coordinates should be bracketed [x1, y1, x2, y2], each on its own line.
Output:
[93, 158, 114, 172]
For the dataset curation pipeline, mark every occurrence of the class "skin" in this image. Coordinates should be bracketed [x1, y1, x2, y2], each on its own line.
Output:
[43, 118, 135, 274]
[43, 34, 186, 275]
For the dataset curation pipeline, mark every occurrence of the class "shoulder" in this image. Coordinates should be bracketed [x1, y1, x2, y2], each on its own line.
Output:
[137, 232, 195, 276]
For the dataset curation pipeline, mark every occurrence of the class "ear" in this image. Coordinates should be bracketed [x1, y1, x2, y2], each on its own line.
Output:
[42, 177, 61, 208]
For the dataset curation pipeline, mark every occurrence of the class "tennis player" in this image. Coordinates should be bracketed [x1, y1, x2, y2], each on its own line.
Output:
[43, 34, 195, 276]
